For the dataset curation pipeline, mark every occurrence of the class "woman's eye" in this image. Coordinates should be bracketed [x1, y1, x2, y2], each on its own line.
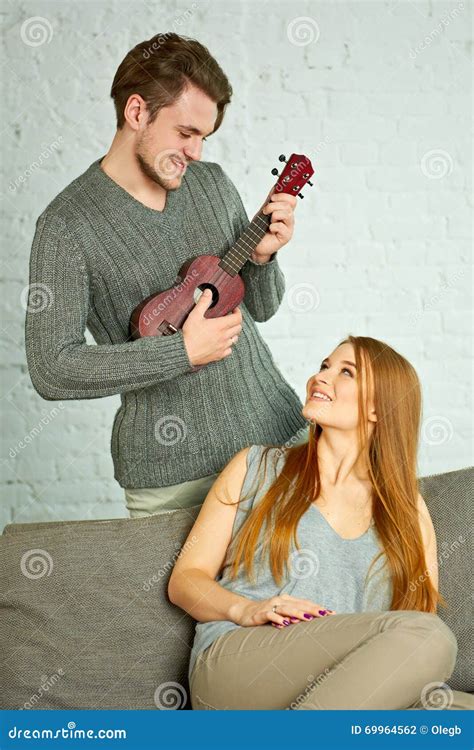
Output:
[319, 363, 352, 376]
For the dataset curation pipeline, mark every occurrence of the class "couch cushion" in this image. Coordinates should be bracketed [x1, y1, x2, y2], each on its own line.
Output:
[1, 466, 472, 709]
[419, 466, 473, 693]
[0, 508, 200, 709]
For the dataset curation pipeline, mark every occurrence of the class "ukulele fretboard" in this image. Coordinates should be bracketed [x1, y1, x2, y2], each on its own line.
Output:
[219, 210, 271, 276]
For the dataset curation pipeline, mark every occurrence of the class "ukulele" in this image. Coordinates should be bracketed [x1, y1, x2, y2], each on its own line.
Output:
[129, 153, 314, 349]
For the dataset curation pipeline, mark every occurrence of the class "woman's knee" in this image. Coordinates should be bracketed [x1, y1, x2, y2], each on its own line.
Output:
[422, 613, 458, 675]
[391, 611, 458, 676]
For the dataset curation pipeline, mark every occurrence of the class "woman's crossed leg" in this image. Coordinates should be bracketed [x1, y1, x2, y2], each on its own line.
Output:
[190, 610, 473, 710]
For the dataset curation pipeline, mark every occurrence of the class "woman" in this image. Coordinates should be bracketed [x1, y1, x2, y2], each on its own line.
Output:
[168, 336, 472, 710]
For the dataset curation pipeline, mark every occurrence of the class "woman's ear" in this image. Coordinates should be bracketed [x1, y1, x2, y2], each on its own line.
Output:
[368, 407, 377, 423]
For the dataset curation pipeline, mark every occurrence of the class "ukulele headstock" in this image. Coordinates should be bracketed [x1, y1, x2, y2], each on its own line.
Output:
[271, 153, 314, 199]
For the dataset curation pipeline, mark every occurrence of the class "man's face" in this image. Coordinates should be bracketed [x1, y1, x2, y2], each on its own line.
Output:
[135, 83, 218, 191]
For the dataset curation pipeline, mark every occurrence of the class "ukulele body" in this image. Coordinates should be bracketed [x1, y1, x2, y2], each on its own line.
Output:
[129, 152, 314, 341]
[129, 254, 245, 339]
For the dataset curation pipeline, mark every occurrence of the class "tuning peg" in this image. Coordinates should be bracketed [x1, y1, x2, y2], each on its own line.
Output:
[307, 180, 314, 187]
[297, 193, 304, 199]
[271, 168, 279, 176]
[278, 154, 287, 162]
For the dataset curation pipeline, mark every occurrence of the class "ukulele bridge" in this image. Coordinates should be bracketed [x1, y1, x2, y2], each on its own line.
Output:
[158, 320, 178, 336]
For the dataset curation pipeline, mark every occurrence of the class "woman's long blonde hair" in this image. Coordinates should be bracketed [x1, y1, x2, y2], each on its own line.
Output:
[222, 335, 445, 614]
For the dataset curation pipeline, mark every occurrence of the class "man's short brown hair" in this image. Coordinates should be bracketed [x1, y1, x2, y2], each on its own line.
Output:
[110, 32, 233, 132]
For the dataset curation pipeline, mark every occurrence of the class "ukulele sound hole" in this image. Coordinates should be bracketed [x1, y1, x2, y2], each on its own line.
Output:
[193, 283, 219, 309]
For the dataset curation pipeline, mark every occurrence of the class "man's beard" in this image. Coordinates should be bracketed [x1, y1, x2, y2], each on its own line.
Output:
[135, 145, 182, 192]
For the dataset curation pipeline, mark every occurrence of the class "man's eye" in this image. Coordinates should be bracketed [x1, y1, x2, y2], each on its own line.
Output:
[179, 132, 191, 139]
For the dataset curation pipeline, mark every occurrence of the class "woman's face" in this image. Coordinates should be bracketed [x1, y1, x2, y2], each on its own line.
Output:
[302, 343, 375, 431]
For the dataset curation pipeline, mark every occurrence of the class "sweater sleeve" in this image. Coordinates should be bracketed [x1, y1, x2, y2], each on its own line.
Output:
[25, 212, 196, 401]
[212, 164, 286, 323]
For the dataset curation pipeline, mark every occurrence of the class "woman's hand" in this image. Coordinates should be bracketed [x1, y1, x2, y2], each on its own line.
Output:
[232, 593, 336, 628]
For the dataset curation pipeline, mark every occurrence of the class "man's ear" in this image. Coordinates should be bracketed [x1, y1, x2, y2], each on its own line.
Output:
[124, 94, 147, 130]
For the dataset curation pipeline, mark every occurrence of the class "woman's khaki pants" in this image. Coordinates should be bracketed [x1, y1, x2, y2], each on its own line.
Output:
[190, 610, 474, 710]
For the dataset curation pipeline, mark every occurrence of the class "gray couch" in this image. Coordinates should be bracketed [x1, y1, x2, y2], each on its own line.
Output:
[1, 466, 472, 710]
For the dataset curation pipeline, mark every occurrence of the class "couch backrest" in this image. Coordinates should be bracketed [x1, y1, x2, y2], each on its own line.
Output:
[1, 466, 472, 709]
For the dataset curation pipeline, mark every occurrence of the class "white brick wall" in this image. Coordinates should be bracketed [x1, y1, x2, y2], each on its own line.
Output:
[1, 0, 472, 529]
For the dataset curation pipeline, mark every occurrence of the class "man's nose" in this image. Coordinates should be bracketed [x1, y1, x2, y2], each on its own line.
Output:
[183, 141, 201, 162]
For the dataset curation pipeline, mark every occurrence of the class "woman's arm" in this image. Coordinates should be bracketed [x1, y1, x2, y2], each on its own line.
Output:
[417, 492, 439, 592]
[168, 446, 252, 624]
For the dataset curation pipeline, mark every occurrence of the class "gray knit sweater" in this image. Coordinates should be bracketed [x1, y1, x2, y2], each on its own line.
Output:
[25, 156, 308, 488]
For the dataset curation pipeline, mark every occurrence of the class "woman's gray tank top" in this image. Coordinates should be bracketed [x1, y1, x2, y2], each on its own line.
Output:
[188, 444, 393, 680]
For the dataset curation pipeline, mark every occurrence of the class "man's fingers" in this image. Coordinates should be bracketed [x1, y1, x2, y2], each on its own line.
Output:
[266, 209, 294, 223]
[266, 193, 298, 208]
[225, 325, 242, 338]
[268, 221, 288, 235]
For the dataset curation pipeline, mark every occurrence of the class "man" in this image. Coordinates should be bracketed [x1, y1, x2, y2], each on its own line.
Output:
[25, 33, 309, 517]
